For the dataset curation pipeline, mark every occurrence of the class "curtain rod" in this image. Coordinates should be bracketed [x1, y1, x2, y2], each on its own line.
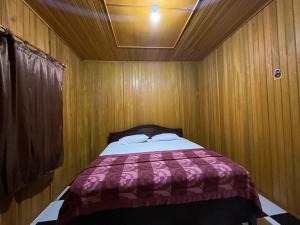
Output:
[0, 24, 66, 68]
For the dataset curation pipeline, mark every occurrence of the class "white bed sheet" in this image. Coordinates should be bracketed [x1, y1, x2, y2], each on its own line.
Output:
[100, 137, 203, 156]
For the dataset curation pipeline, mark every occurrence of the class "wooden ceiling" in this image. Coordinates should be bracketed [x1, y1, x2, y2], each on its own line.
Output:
[25, 0, 270, 61]
[104, 0, 199, 48]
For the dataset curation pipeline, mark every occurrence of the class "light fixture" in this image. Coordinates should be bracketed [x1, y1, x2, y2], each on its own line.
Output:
[150, 5, 160, 23]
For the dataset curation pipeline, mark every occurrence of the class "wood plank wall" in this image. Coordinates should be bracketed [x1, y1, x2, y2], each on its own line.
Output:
[0, 0, 90, 225]
[1, 0, 299, 223]
[197, 0, 300, 218]
[82, 61, 201, 158]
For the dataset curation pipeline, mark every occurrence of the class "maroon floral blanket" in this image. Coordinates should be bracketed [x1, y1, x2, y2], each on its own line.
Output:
[57, 149, 261, 225]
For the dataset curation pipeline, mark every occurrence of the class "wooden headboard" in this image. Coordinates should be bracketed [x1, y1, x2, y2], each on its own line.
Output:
[107, 124, 183, 144]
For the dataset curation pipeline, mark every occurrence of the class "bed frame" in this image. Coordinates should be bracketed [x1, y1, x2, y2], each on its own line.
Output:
[107, 124, 183, 144]
[70, 125, 259, 225]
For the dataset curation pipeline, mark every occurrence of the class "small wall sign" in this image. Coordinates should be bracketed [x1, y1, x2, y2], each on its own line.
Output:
[274, 68, 282, 80]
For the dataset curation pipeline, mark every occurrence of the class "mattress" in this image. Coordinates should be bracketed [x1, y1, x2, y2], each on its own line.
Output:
[100, 137, 204, 156]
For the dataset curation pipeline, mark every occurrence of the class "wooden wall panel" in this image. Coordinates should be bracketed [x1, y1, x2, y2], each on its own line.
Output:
[1, 0, 299, 223]
[83, 61, 201, 157]
[197, 0, 300, 218]
[0, 1, 88, 225]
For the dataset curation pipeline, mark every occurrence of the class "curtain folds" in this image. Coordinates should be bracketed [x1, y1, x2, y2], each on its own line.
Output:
[0, 32, 64, 195]
[0, 34, 12, 194]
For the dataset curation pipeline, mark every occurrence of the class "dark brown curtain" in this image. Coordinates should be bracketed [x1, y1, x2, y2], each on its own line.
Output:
[0, 34, 12, 194]
[0, 33, 64, 195]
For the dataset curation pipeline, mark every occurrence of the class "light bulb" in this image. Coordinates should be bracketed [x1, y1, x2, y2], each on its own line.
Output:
[150, 12, 160, 23]
[150, 5, 160, 23]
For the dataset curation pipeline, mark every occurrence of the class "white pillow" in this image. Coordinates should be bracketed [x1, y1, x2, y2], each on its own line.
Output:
[118, 134, 149, 144]
[150, 133, 180, 141]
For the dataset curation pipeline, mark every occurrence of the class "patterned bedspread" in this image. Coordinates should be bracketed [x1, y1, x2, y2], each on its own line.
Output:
[57, 149, 261, 225]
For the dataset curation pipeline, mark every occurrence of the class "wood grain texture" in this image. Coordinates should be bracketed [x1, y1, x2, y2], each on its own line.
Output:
[0, 0, 89, 225]
[1, 0, 299, 224]
[196, 0, 300, 218]
[82, 61, 201, 157]
[104, 0, 199, 48]
[24, 0, 270, 61]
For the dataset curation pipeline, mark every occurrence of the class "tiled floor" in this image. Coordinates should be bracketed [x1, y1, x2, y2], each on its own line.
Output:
[31, 187, 300, 225]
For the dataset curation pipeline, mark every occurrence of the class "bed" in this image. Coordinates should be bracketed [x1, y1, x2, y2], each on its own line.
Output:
[57, 125, 261, 225]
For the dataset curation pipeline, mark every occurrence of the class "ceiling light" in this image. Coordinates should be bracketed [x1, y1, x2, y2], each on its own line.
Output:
[150, 5, 160, 23]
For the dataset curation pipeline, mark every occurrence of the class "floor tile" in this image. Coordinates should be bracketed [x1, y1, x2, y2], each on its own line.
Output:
[35, 218, 281, 225]
[257, 217, 274, 225]
[36, 221, 56, 225]
[56, 186, 70, 200]
[264, 217, 281, 225]
[258, 195, 286, 216]
[40, 200, 64, 221]
[31, 200, 64, 225]
[259, 211, 268, 218]
[271, 213, 300, 225]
